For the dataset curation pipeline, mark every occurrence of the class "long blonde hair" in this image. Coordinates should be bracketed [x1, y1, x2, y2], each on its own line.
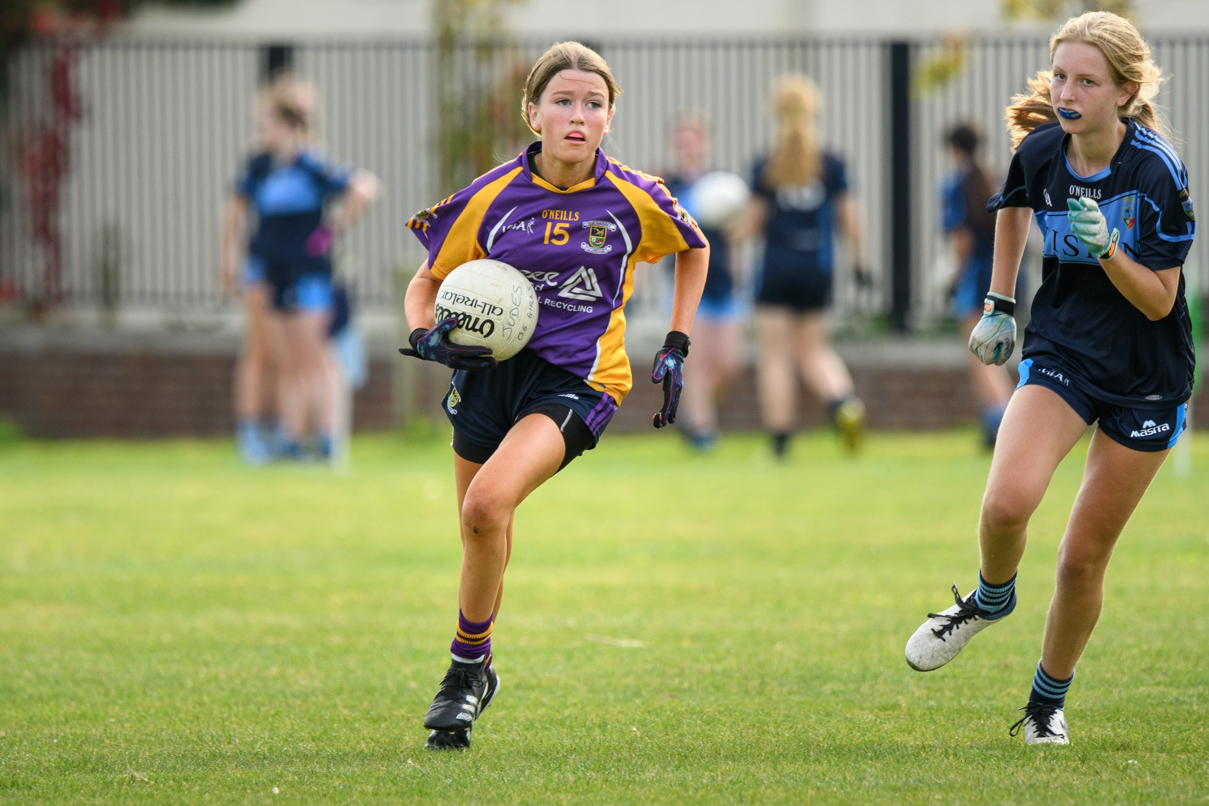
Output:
[521, 41, 622, 137]
[764, 74, 822, 188]
[1005, 11, 1165, 149]
[258, 74, 318, 140]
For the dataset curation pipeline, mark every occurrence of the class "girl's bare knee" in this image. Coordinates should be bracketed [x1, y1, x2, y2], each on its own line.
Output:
[460, 490, 511, 540]
[980, 488, 1034, 537]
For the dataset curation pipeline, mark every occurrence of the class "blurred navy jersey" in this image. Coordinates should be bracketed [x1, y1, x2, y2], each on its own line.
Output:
[990, 120, 1196, 408]
[236, 150, 353, 277]
[664, 173, 734, 306]
[751, 152, 848, 277]
[942, 167, 997, 317]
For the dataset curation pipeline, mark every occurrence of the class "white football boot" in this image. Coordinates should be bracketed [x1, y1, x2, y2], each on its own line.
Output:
[1009, 703, 1070, 745]
[905, 583, 1015, 672]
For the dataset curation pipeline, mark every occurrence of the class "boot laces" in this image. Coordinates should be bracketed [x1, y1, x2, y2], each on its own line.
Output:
[1009, 702, 1063, 739]
[927, 584, 985, 640]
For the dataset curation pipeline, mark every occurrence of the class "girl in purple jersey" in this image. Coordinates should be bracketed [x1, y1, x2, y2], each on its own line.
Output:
[905, 12, 1195, 745]
[400, 41, 709, 750]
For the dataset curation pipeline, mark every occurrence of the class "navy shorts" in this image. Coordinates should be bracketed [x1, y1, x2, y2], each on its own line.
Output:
[1016, 358, 1187, 452]
[271, 271, 334, 313]
[755, 265, 833, 312]
[444, 349, 618, 468]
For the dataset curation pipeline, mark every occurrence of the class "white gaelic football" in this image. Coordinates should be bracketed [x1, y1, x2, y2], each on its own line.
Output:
[435, 259, 538, 361]
[689, 171, 751, 228]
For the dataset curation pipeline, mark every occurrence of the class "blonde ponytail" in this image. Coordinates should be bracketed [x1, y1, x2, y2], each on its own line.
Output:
[764, 74, 822, 188]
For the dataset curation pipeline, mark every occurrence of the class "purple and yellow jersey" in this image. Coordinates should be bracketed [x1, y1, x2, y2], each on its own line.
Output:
[407, 142, 707, 402]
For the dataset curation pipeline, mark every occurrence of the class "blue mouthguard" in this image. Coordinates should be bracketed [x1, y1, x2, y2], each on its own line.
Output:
[1057, 108, 1082, 120]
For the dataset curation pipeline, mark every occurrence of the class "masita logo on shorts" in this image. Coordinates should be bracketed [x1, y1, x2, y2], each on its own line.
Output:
[1130, 418, 1170, 438]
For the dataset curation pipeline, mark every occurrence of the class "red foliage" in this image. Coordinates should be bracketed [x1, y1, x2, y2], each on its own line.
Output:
[16, 48, 82, 302]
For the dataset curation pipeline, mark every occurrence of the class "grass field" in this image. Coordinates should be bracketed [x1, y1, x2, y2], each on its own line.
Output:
[1, 428, 1207, 804]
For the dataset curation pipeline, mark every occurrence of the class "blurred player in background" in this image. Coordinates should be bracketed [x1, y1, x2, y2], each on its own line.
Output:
[221, 75, 379, 462]
[941, 122, 1015, 448]
[663, 113, 744, 451]
[733, 74, 870, 458]
[906, 11, 1195, 745]
[400, 41, 708, 750]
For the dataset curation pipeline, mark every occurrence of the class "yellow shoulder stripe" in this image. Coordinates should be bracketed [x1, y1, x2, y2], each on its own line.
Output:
[431, 166, 524, 279]
[604, 172, 690, 262]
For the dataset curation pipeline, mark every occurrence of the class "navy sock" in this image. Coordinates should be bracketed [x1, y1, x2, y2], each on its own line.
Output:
[771, 432, 790, 458]
[1030, 661, 1074, 708]
[974, 571, 1015, 614]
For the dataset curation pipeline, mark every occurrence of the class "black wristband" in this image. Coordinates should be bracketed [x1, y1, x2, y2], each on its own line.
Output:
[662, 330, 691, 358]
[984, 293, 1016, 317]
[409, 327, 428, 350]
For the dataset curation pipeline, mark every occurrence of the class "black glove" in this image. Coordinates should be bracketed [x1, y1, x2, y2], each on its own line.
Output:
[651, 331, 690, 429]
[399, 317, 497, 371]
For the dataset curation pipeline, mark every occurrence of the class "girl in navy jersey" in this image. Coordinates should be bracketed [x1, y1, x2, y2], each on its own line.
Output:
[222, 76, 379, 461]
[906, 12, 1195, 745]
[400, 41, 709, 749]
[940, 122, 1016, 448]
[663, 114, 744, 451]
[735, 75, 870, 458]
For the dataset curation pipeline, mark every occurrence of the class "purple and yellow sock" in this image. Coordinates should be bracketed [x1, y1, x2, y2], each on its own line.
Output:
[450, 610, 493, 667]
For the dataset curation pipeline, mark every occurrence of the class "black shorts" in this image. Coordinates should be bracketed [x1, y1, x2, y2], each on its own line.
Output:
[444, 349, 618, 470]
[259, 254, 334, 313]
[1017, 357, 1187, 452]
[755, 264, 833, 312]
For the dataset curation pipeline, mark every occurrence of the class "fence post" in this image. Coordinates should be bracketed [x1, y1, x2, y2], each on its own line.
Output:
[888, 41, 912, 332]
[261, 43, 294, 82]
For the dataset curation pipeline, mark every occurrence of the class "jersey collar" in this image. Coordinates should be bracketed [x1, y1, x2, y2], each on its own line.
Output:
[522, 141, 607, 194]
[1061, 118, 1134, 182]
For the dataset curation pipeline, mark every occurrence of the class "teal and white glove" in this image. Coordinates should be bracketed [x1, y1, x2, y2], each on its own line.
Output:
[1066, 197, 1121, 259]
[968, 292, 1017, 366]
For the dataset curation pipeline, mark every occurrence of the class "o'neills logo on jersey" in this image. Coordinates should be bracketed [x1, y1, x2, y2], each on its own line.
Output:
[1130, 419, 1170, 438]
[1069, 185, 1102, 200]
[581, 220, 617, 254]
[542, 209, 579, 221]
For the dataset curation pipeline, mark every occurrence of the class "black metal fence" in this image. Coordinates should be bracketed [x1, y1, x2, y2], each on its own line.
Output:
[2, 36, 1206, 325]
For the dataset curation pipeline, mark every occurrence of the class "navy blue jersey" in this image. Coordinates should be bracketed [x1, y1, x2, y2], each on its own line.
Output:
[942, 168, 996, 266]
[751, 152, 848, 275]
[989, 120, 1196, 408]
[665, 173, 734, 304]
[236, 149, 352, 271]
[942, 167, 997, 315]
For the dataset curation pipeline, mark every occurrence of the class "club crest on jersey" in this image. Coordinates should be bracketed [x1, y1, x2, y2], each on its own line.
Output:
[581, 220, 616, 254]
[1181, 187, 1196, 222]
[1122, 195, 1136, 230]
[673, 201, 698, 227]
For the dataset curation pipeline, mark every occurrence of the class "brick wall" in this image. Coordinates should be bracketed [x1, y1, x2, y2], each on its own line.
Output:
[3, 336, 1206, 438]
